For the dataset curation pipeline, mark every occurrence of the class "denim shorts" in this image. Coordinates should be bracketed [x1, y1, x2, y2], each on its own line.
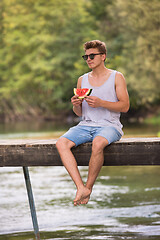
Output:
[61, 125, 122, 147]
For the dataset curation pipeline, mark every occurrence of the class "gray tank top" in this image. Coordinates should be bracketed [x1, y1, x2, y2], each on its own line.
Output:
[78, 70, 123, 135]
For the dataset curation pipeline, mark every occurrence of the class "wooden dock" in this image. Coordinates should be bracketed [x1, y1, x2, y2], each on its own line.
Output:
[0, 137, 160, 240]
[0, 137, 160, 167]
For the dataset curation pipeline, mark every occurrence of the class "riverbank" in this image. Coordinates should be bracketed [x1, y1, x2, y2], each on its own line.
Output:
[0, 119, 159, 140]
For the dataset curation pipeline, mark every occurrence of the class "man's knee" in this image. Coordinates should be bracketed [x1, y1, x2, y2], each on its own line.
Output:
[56, 137, 75, 151]
[92, 137, 108, 153]
[56, 138, 68, 151]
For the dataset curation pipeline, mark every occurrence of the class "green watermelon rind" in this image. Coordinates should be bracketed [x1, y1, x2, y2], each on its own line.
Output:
[74, 88, 92, 99]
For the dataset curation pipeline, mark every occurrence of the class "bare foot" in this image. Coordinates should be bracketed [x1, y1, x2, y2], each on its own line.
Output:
[74, 186, 91, 206]
[80, 195, 90, 205]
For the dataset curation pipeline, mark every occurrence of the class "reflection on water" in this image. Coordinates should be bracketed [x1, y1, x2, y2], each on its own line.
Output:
[0, 120, 159, 139]
[0, 121, 70, 139]
[0, 121, 160, 239]
[0, 166, 160, 240]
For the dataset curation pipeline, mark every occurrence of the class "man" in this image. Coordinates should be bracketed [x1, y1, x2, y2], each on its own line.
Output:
[56, 40, 129, 206]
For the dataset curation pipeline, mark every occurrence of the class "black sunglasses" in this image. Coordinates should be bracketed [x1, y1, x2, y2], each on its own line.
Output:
[82, 53, 103, 60]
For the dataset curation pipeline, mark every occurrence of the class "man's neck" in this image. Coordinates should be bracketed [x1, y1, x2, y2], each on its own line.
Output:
[91, 65, 108, 77]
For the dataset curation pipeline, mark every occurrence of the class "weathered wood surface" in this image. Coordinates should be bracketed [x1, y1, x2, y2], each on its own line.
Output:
[0, 138, 159, 167]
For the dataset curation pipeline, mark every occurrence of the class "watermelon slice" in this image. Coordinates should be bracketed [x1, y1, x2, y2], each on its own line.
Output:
[73, 88, 92, 99]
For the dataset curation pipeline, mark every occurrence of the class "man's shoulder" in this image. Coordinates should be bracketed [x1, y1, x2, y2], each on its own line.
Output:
[79, 72, 90, 78]
[114, 70, 124, 77]
[78, 72, 89, 81]
[107, 69, 123, 78]
[77, 74, 86, 87]
[115, 71, 126, 86]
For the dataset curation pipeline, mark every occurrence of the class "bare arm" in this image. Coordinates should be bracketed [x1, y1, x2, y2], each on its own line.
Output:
[85, 72, 130, 113]
[72, 76, 83, 116]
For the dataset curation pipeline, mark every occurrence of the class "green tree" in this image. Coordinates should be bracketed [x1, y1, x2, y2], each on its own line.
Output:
[112, 0, 160, 108]
[88, 0, 160, 109]
[0, 0, 99, 120]
[0, 0, 159, 121]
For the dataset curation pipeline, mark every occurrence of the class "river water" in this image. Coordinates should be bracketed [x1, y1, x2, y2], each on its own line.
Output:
[0, 121, 160, 240]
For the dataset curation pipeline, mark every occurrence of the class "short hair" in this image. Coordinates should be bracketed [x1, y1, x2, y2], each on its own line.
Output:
[84, 40, 107, 56]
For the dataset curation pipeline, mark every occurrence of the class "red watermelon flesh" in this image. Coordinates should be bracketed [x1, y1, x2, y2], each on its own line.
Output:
[74, 88, 92, 99]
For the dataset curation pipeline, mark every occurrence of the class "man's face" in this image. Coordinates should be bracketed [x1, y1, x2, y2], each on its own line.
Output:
[84, 48, 105, 69]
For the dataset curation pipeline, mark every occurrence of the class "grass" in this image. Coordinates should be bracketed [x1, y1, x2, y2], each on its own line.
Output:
[144, 114, 160, 125]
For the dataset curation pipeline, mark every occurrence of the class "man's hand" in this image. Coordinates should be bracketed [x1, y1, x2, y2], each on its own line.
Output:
[71, 95, 83, 117]
[71, 95, 83, 106]
[85, 96, 101, 108]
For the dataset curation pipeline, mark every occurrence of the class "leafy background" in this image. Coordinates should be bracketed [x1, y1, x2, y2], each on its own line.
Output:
[0, 0, 159, 122]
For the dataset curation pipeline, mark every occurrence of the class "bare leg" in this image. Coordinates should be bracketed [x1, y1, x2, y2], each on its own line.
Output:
[80, 136, 108, 204]
[56, 137, 91, 205]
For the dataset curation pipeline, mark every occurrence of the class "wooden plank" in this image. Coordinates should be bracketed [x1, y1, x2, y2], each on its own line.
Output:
[0, 138, 159, 167]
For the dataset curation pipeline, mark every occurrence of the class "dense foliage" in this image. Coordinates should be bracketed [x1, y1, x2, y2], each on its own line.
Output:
[0, 0, 159, 121]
